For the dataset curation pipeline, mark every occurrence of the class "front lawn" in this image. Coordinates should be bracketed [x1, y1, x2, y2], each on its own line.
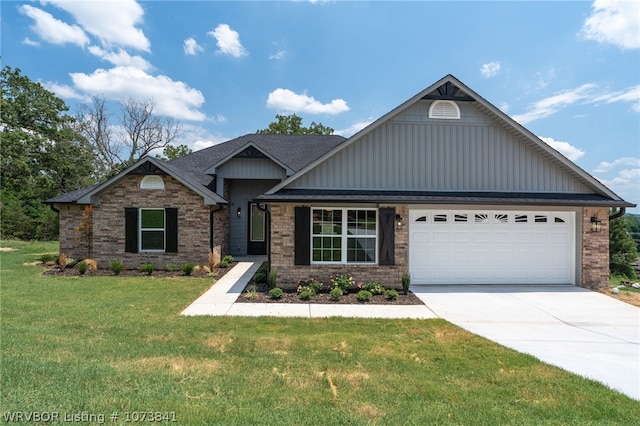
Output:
[1, 241, 638, 425]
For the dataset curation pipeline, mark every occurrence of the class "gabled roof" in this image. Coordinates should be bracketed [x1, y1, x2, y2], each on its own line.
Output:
[204, 141, 295, 176]
[264, 74, 632, 207]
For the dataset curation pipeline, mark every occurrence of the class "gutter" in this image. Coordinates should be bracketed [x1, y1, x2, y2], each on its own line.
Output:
[610, 207, 626, 221]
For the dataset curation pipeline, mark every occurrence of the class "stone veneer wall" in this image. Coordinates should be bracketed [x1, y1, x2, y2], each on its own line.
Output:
[80, 175, 226, 270]
[581, 207, 610, 290]
[270, 204, 409, 290]
[58, 204, 90, 260]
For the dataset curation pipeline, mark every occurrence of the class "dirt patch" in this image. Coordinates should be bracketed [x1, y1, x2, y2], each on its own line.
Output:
[600, 287, 640, 307]
[0, 247, 17, 252]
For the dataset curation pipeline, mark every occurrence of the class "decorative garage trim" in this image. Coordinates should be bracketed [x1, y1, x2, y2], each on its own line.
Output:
[409, 209, 576, 285]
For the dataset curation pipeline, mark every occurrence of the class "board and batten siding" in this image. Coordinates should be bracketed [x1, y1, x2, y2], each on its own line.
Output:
[288, 100, 592, 194]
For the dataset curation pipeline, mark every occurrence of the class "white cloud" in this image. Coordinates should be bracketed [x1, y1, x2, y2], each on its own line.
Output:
[208, 24, 248, 57]
[183, 38, 203, 56]
[69, 66, 207, 121]
[266, 88, 349, 115]
[480, 62, 501, 78]
[22, 37, 40, 47]
[599, 168, 640, 186]
[176, 124, 228, 152]
[43, 82, 89, 101]
[595, 157, 640, 173]
[19, 5, 89, 46]
[512, 84, 597, 124]
[269, 50, 286, 60]
[335, 119, 374, 137]
[45, 0, 150, 51]
[590, 84, 640, 112]
[538, 136, 585, 161]
[580, 0, 640, 50]
[88, 46, 152, 70]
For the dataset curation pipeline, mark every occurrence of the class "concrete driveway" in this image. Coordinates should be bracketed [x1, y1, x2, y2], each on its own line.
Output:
[411, 285, 640, 401]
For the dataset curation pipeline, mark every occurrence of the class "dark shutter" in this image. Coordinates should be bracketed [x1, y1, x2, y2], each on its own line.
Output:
[165, 208, 178, 253]
[125, 207, 138, 253]
[294, 206, 310, 265]
[378, 207, 395, 265]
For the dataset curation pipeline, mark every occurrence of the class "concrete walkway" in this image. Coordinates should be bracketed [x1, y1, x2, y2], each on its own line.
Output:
[181, 260, 639, 400]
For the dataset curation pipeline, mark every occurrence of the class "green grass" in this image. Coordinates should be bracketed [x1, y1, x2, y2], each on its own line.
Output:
[2, 241, 639, 425]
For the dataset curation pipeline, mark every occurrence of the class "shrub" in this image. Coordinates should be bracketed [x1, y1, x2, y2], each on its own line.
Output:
[244, 284, 258, 299]
[357, 290, 373, 302]
[299, 287, 315, 301]
[386, 289, 399, 301]
[218, 260, 229, 268]
[181, 263, 195, 276]
[330, 287, 343, 301]
[110, 260, 124, 275]
[222, 255, 235, 263]
[268, 267, 278, 289]
[140, 262, 155, 275]
[269, 287, 284, 300]
[77, 261, 87, 275]
[39, 253, 56, 263]
[165, 263, 180, 272]
[58, 252, 68, 271]
[362, 282, 386, 295]
[402, 270, 411, 295]
[253, 262, 268, 283]
[330, 274, 355, 294]
[298, 277, 323, 295]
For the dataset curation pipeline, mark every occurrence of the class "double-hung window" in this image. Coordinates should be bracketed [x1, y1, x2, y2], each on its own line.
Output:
[140, 208, 165, 251]
[311, 208, 377, 264]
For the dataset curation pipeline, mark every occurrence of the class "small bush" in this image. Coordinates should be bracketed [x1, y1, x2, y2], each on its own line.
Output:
[222, 255, 235, 263]
[269, 287, 284, 300]
[244, 283, 258, 299]
[402, 270, 411, 295]
[39, 253, 56, 263]
[253, 263, 268, 283]
[299, 287, 315, 301]
[140, 262, 155, 275]
[165, 263, 180, 272]
[77, 261, 87, 275]
[362, 282, 386, 295]
[330, 274, 354, 294]
[268, 267, 278, 289]
[218, 260, 229, 268]
[298, 278, 323, 295]
[181, 263, 195, 276]
[110, 260, 124, 275]
[386, 289, 399, 301]
[330, 287, 343, 301]
[58, 252, 68, 271]
[357, 290, 373, 302]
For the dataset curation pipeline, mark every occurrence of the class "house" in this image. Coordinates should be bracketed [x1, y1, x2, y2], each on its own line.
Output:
[47, 75, 635, 290]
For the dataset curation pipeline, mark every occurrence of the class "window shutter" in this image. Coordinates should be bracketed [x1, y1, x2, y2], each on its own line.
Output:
[165, 208, 178, 253]
[125, 207, 138, 253]
[378, 207, 395, 265]
[294, 206, 310, 265]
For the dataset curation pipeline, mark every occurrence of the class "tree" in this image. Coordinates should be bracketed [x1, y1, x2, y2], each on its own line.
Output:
[256, 113, 334, 135]
[157, 144, 192, 161]
[610, 215, 638, 279]
[1, 65, 95, 240]
[76, 96, 181, 178]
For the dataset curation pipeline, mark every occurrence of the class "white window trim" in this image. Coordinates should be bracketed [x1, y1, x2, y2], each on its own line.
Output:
[139, 208, 166, 252]
[140, 175, 165, 190]
[428, 100, 460, 119]
[310, 207, 378, 265]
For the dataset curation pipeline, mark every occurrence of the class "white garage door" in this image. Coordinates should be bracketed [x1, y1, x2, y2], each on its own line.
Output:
[409, 210, 575, 285]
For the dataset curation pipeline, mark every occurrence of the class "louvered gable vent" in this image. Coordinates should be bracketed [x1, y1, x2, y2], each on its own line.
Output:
[428, 100, 460, 119]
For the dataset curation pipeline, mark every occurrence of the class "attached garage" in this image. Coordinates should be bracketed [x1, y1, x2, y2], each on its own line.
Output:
[409, 209, 576, 285]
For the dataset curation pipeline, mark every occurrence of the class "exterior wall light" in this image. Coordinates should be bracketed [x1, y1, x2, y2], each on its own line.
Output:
[590, 216, 602, 232]
[396, 214, 403, 230]
[236, 207, 242, 218]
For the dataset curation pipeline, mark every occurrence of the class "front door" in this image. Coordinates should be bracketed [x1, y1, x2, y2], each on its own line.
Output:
[247, 202, 267, 255]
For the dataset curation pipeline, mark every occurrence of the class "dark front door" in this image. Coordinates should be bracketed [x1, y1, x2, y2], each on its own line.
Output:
[247, 202, 267, 255]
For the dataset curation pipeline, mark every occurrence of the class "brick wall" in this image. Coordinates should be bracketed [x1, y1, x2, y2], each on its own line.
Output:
[581, 207, 610, 290]
[270, 204, 408, 290]
[58, 204, 90, 260]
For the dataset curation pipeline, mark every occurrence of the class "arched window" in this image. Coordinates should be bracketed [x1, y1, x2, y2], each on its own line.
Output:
[140, 175, 165, 190]
[428, 100, 460, 119]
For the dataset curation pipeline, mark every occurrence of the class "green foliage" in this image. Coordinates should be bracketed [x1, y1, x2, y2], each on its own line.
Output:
[256, 113, 334, 135]
[39, 253, 56, 263]
[357, 290, 373, 302]
[362, 282, 386, 295]
[625, 213, 640, 252]
[297, 277, 323, 295]
[330, 274, 354, 293]
[253, 262, 268, 283]
[110, 260, 124, 275]
[158, 144, 192, 160]
[181, 263, 195, 276]
[386, 289, 399, 301]
[402, 270, 411, 295]
[165, 263, 180, 272]
[269, 287, 284, 300]
[298, 287, 315, 301]
[244, 283, 258, 299]
[268, 267, 278, 289]
[1, 66, 96, 240]
[330, 287, 343, 301]
[76, 261, 87, 275]
[222, 255, 235, 263]
[218, 260, 229, 268]
[610, 216, 638, 279]
[140, 263, 155, 275]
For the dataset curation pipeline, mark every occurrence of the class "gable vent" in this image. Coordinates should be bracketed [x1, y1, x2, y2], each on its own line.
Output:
[429, 100, 460, 119]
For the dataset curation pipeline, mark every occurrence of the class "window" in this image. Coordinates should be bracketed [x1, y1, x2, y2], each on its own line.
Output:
[428, 100, 460, 119]
[140, 209, 165, 251]
[312, 208, 377, 264]
[140, 175, 165, 190]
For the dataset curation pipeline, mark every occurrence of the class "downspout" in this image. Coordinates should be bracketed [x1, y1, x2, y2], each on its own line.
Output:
[256, 203, 271, 277]
[49, 203, 60, 214]
[609, 207, 626, 221]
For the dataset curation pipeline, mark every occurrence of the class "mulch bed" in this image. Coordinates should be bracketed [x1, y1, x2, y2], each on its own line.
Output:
[40, 262, 237, 279]
[236, 282, 424, 305]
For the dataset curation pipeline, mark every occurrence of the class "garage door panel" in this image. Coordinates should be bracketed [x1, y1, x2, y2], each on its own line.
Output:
[410, 210, 575, 285]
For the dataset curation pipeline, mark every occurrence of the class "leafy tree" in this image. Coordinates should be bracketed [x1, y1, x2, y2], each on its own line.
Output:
[157, 144, 192, 160]
[610, 215, 638, 279]
[1, 65, 95, 240]
[75, 96, 181, 178]
[625, 214, 640, 251]
[256, 113, 334, 135]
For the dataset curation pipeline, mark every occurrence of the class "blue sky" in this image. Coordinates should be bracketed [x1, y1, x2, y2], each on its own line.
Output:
[2, 0, 639, 211]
